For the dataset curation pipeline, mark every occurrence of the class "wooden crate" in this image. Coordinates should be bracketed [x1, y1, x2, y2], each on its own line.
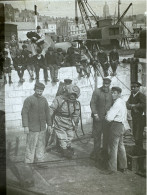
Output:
[127, 153, 146, 172]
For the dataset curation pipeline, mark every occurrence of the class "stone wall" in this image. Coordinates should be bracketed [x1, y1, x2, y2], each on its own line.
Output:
[0, 60, 139, 133]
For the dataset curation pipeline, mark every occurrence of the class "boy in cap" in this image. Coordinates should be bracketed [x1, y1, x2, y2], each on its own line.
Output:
[49, 84, 81, 159]
[13, 50, 26, 82]
[21, 82, 52, 163]
[33, 48, 49, 82]
[45, 47, 58, 82]
[97, 48, 110, 77]
[90, 78, 113, 167]
[104, 87, 127, 174]
[2, 51, 13, 84]
[126, 82, 146, 149]
[109, 46, 119, 76]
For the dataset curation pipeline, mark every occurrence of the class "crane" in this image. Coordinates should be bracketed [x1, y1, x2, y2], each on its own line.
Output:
[74, 0, 133, 49]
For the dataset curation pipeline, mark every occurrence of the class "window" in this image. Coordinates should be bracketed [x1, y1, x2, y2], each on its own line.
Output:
[109, 28, 119, 35]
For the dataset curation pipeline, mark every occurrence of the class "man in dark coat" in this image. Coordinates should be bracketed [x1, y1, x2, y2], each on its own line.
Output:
[45, 47, 58, 82]
[90, 78, 113, 166]
[21, 82, 52, 163]
[97, 48, 110, 77]
[126, 82, 146, 149]
[13, 50, 26, 82]
[33, 48, 49, 82]
[109, 47, 119, 76]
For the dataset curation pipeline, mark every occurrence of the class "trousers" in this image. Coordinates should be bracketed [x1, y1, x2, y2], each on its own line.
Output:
[93, 119, 110, 161]
[35, 65, 48, 80]
[108, 121, 127, 172]
[50, 65, 58, 81]
[110, 61, 118, 73]
[25, 130, 46, 163]
[54, 128, 74, 149]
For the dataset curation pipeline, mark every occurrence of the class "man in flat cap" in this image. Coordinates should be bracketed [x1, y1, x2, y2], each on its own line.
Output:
[90, 78, 113, 168]
[21, 82, 52, 163]
[103, 87, 127, 174]
[126, 82, 146, 149]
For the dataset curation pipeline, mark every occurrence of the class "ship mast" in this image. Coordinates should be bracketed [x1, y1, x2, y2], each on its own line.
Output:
[118, 0, 121, 23]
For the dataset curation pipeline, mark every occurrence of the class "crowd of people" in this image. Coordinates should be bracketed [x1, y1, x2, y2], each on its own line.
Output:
[21, 78, 146, 175]
[0, 26, 120, 85]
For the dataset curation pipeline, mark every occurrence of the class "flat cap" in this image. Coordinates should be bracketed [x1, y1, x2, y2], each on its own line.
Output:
[36, 48, 42, 54]
[103, 78, 111, 83]
[22, 44, 27, 49]
[35, 82, 45, 90]
[57, 48, 62, 52]
[111, 87, 122, 93]
[48, 47, 53, 51]
[37, 25, 41, 29]
[64, 79, 72, 84]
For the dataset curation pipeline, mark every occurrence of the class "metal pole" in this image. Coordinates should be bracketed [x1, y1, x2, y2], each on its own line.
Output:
[34, 5, 37, 28]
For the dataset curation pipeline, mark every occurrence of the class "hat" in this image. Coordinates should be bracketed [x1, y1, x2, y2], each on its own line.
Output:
[131, 82, 142, 87]
[48, 47, 53, 51]
[57, 48, 62, 52]
[37, 26, 41, 29]
[35, 82, 45, 90]
[22, 44, 27, 49]
[36, 48, 42, 54]
[64, 79, 72, 85]
[111, 87, 122, 93]
[4, 42, 9, 45]
[103, 78, 111, 83]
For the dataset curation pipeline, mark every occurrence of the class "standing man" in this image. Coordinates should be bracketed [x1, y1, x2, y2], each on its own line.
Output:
[104, 87, 127, 174]
[45, 47, 59, 83]
[97, 48, 110, 77]
[109, 46, 119, 76]
[90, 78, 113, 166]
[126, 82, 146, 149]
[21, 82, 52, 163]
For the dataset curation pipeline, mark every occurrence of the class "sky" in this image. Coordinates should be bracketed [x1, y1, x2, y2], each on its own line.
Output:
[2, 0, 146, 18]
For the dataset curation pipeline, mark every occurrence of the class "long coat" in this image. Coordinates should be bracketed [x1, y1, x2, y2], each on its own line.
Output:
[21, 94, 51, 132]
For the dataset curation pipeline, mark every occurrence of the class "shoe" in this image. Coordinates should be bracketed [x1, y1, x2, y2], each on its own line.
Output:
[61, 148, 73, 159]
[67, 146, 74, 155]
[54, 79, 59, 82]
[4, 80, 7, 84]
[90, 151, 95, 160]
[119, 168, 128, 173]
[45, 78, 50, 82]
[100, 170, 116, 175]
